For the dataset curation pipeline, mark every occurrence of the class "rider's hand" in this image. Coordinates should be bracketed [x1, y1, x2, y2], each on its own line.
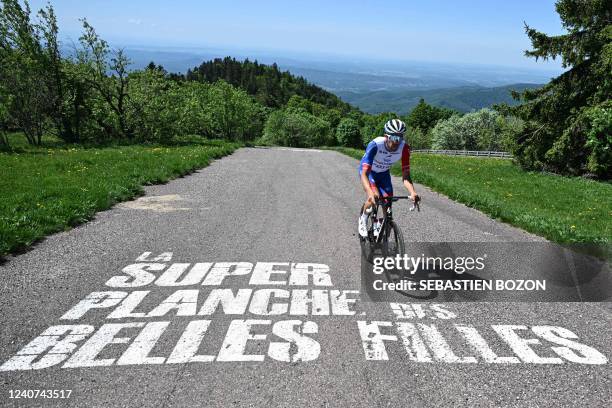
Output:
[367, 192, 377, 206]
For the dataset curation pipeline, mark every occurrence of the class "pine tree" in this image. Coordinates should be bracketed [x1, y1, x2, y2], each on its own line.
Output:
[405, 98, 455, 132]
[509, 0, 611, 178]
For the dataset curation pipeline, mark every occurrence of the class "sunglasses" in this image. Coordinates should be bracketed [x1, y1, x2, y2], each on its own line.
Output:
[386, 134, 404, 142]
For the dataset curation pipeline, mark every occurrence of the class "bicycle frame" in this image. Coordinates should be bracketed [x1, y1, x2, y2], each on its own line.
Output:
[370, 196, 409, 244]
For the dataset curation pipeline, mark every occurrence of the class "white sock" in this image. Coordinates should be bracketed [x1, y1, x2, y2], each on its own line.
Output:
[360, 212, 369, 223]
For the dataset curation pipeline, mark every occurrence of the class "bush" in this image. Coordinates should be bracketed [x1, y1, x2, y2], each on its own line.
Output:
[206, 80, 267, 141]
[431, 109, 520, 151]
[128, 78, 267, 143]
[335, 118, 361, 147]
[405, 127, 430, 149]
[497, 115, 524, 153]
[261, 109, 332, 147]
[431, 114, 463, 150]
[127, 69, 182, 143]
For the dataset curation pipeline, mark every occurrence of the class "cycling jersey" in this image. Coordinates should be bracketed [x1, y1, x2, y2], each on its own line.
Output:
[359, 136, 410, 174]
[358, 137, 411, 197]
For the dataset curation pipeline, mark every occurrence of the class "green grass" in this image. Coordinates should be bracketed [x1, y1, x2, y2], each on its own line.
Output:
[334, 147, 611, 245]
[1, 134, 240, 257]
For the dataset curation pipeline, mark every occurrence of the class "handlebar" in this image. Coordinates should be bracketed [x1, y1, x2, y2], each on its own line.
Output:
[377, 195, 409, 202]
[376, 195, 421, 212]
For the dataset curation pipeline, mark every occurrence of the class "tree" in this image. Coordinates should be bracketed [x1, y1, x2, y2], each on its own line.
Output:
[583, 103, 612, 176]
[430, 109, 514, 151]
[175, 80, 216, 137]
[496, 114, 525, 153]
[405, 98, 455, 132]
[262, 109, 331, 147]
[126, 68, 181, 143]
[0, 88, 10, 148]
[359, 112, 395, 146]
[509, 0, 611, 178]
[207, 80, 266, 141]
[77, 19, 132, 139]
[431, 114, 463, 150]
[185, 56, 353, 111]
[286, 94, 312, 113]
[407, 126, 431, 149]
[0, 0, 56, 145]
[37, 3, 70, 141]
[335, 118, 361, 147]
[321, 108, 341, 129]
[1, 3, 274, 146]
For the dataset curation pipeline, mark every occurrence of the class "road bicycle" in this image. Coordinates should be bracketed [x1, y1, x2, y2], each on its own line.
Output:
[359, 195, 419, 260]
[359, 195, 431, 298]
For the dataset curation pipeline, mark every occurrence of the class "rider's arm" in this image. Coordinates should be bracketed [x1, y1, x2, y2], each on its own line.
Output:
[401, 144, 418, 199]
[361, 167, 376, 198]
[361, 141, 378, 199]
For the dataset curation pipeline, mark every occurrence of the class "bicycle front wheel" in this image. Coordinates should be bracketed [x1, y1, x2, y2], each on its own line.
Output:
[382, 220, 405, 257]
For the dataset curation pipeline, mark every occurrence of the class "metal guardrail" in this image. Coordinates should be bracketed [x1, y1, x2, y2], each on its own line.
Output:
[413, 149, 513, 158]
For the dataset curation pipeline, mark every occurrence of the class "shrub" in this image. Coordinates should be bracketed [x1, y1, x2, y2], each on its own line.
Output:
[335, 118, 361, 147]
[431, 109, 521, 151]
[262, 109, 332, 147]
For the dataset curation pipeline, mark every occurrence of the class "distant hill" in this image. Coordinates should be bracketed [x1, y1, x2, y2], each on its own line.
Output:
[283, 67, 475, 92]
[336, 84, 543, 114]
[135, 52, 543, 116]
[185, 57, 352, 111]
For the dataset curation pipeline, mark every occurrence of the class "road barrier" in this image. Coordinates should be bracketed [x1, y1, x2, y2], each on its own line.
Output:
[413, 149, 513, 158]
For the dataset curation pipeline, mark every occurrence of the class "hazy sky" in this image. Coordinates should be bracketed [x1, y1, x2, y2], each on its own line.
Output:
[27, 0, 566, 70]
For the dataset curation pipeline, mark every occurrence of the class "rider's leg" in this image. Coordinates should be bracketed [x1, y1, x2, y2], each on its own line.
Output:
[363, 170, 392, 209]
[358, 170, 380, 237]
[375, 170, 394, 198]
[360, 169, 380, 213]
[359, 171, 393, 238]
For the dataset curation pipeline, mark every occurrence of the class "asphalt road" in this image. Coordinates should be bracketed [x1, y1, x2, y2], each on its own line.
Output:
[0, 147, 610, 407]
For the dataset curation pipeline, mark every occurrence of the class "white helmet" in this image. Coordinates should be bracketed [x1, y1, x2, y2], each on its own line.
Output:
[384, 119, 406, 141]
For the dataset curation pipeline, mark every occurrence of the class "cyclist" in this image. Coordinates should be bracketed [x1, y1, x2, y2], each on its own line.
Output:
[358, 118, 419, 237]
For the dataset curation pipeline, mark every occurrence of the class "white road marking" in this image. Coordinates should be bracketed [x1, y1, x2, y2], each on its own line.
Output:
[217, 320, 270, 362]
[417, 323, 477, 363]
[492, 325, 563, 364]
[1, 257, 607, 371]
[166, 320, 214, 363]
[117, 322, 170, 365]
[63, 323, 145, 368]
[455, 325, 520, 364]
[357, 321, 397, 360]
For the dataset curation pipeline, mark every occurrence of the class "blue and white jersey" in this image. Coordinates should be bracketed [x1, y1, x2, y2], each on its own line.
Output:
[359, 137, 411, 174]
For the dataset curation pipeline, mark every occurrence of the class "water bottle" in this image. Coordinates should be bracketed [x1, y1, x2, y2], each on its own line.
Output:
[373, 218, 382, 237]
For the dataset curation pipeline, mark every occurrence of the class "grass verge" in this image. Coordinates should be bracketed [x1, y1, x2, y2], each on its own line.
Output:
[333, 147, 611, 244]
[1, 136, 240, 257]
